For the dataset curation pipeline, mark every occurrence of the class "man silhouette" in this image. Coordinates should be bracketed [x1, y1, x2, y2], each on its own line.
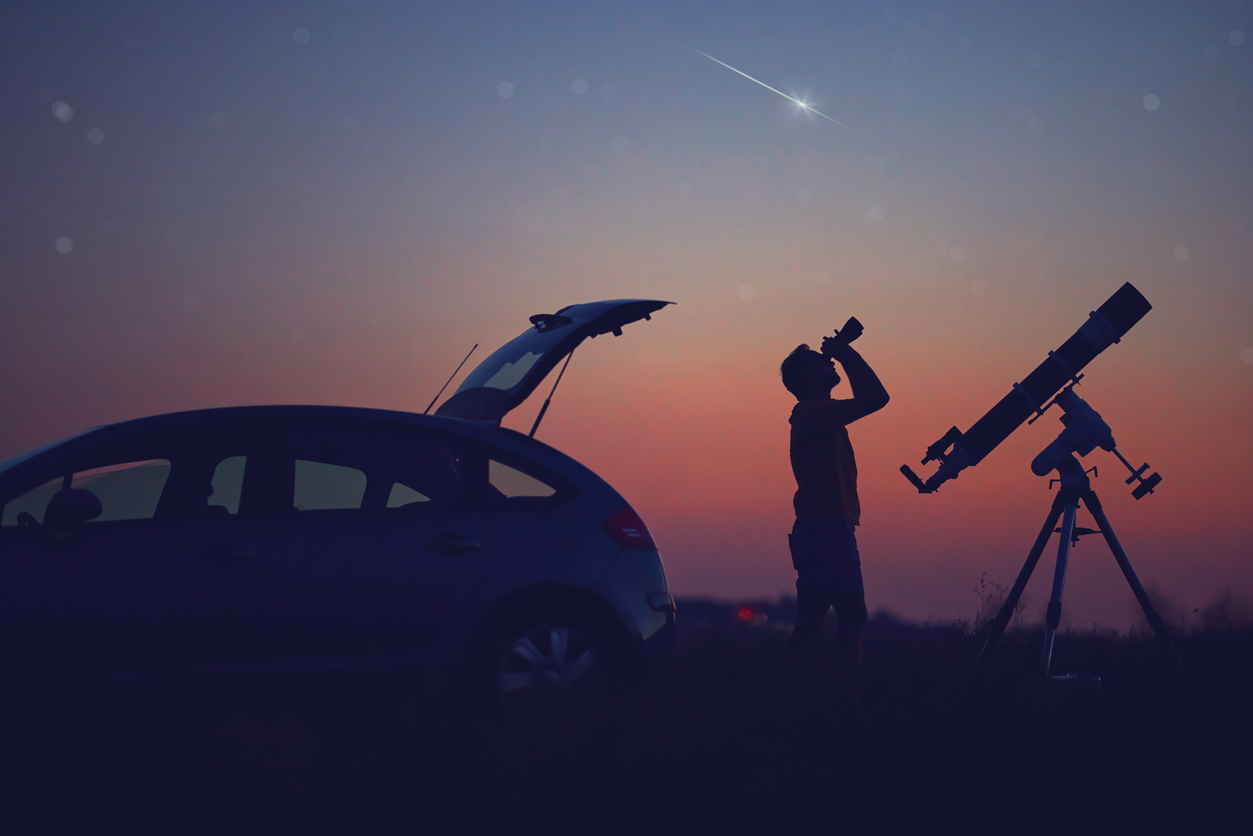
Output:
[780, 333, 889, 703]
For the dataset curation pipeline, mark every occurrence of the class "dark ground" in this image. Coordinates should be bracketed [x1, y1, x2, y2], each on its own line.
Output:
[4, 601, 1251, 833]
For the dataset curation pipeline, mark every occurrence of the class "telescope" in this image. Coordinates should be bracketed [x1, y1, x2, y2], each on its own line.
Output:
[901, 283, 1153, 495]
[900, 282, 1180, 685]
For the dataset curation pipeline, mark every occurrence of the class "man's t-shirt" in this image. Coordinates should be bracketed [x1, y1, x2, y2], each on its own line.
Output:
[789, 399, 859, 525]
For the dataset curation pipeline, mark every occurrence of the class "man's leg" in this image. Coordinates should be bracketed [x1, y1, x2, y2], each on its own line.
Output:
[788, 576, 830, 656]
[788, 523, 831, 656]
[831, 592, 868, 700]
[828, 521, 867, 705]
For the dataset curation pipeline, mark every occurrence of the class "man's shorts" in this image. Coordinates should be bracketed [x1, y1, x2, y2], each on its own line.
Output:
[788, 518, 865, 601]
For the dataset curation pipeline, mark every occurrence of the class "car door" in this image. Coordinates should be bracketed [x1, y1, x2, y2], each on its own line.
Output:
[0, 422, 269, 675]
[252, 418, 494, 667]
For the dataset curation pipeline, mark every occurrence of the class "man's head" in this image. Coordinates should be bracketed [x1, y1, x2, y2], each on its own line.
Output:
[780, 344, 841, 400]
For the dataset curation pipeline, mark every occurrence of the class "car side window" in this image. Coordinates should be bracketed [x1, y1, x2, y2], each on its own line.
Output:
[2, 459, 175, 526]
[72, 459, 172, 522]
[2, 445, 249, 527]
[284, 424, 489, 514]
[1, 477, 63, 526]
[0, 427, 258, 527]
[386, 444, 483, 509]
[489, 460, 556, 499]
[208, 456, 246, 515]
[294, 460, 368, 511]
[386, 482, 429, 508]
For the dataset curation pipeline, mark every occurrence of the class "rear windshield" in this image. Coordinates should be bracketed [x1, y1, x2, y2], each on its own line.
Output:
[456, 324, 574, 395]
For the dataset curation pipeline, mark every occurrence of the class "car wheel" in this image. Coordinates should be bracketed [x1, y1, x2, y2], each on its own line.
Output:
[490, 620, 615, 716]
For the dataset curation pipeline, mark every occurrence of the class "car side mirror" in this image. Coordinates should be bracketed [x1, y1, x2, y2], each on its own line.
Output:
[44, 488, 103, 530]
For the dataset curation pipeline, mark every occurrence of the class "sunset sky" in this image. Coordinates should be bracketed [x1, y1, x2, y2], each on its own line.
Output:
[3, 0, 1251, 629]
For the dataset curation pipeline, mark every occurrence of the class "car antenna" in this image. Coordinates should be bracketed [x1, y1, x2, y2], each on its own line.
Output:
[423, 343, 478, 415]
[529, 351, 575, 438]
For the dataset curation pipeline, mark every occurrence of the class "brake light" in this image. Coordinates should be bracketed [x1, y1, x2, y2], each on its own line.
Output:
[602, 505, 657, 550]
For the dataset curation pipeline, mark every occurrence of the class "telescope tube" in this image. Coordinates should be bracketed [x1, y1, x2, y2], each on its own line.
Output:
[911, 282, 1152, 493]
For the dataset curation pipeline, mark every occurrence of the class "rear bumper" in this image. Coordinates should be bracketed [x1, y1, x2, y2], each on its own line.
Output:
[595, 549, 674, 677]
[639, 607, 675, 673]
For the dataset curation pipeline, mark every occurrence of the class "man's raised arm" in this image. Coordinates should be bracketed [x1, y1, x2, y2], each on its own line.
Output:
[822, 338, 889, 424]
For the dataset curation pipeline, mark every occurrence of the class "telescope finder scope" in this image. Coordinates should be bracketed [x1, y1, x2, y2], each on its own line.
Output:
[901, 282, 1153, 494]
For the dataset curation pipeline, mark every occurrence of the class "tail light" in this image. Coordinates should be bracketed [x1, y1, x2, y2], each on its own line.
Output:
[602, 505, 657, 550]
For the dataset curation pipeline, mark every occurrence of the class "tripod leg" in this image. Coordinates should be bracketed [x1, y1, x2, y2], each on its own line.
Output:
[1083, 489, 1184, 667]
[966, 491, 1067, 689]
[1040, 503, 1079, 677]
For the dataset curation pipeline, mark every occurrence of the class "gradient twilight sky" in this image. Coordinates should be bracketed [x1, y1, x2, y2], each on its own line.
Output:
[3, 1, 1251, 628]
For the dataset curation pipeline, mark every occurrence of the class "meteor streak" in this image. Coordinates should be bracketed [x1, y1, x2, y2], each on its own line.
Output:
[697, 50, 844, 126]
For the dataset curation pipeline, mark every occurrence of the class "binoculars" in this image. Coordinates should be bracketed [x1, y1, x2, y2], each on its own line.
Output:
[825, 317, 864, 351]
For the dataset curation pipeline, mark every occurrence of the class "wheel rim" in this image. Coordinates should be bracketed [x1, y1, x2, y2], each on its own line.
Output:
[497, 626, 599, 710]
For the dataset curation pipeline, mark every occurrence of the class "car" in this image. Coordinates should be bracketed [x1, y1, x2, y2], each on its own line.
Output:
[0, 298, 676, 713]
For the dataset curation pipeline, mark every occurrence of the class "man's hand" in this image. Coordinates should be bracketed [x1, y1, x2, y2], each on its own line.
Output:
[821, 335, 856, 363]
[821, 318, 864, 362]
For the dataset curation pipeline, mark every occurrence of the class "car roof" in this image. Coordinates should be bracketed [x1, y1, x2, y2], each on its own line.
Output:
[0, 405, 578, 479]
[0, 429, 102, 475]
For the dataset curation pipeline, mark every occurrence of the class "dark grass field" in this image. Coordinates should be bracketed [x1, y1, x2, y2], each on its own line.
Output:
[4, 602, 1251, 832]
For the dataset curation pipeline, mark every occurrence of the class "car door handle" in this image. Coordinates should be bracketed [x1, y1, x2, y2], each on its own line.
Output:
[196, 543, 257, 564]
[424, 533, 483, 556]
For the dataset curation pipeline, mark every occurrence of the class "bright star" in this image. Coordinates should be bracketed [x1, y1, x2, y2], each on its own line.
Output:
[697, 50, 844, 127]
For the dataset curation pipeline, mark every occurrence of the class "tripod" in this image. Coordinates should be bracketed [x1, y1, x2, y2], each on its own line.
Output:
[971, 453, 1180, 681]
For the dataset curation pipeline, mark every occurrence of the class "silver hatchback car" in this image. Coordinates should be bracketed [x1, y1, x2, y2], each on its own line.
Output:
[0, 299, 675, 711]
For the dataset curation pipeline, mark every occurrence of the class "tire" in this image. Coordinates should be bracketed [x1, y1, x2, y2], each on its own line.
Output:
[477, 607, 629, 718]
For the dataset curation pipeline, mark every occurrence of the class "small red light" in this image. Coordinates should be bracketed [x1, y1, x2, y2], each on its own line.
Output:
[602, 505, 657, 550]
[738, 607, 753, 622]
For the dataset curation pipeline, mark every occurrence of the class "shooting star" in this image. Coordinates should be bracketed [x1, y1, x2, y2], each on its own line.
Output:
[697, 50, 845, 127]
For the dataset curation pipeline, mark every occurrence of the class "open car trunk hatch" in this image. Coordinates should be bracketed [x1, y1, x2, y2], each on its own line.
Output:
[434, 299, 672, 424]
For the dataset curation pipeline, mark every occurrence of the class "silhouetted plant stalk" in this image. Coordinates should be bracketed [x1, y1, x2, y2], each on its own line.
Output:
[970, 571, 1026, 635]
